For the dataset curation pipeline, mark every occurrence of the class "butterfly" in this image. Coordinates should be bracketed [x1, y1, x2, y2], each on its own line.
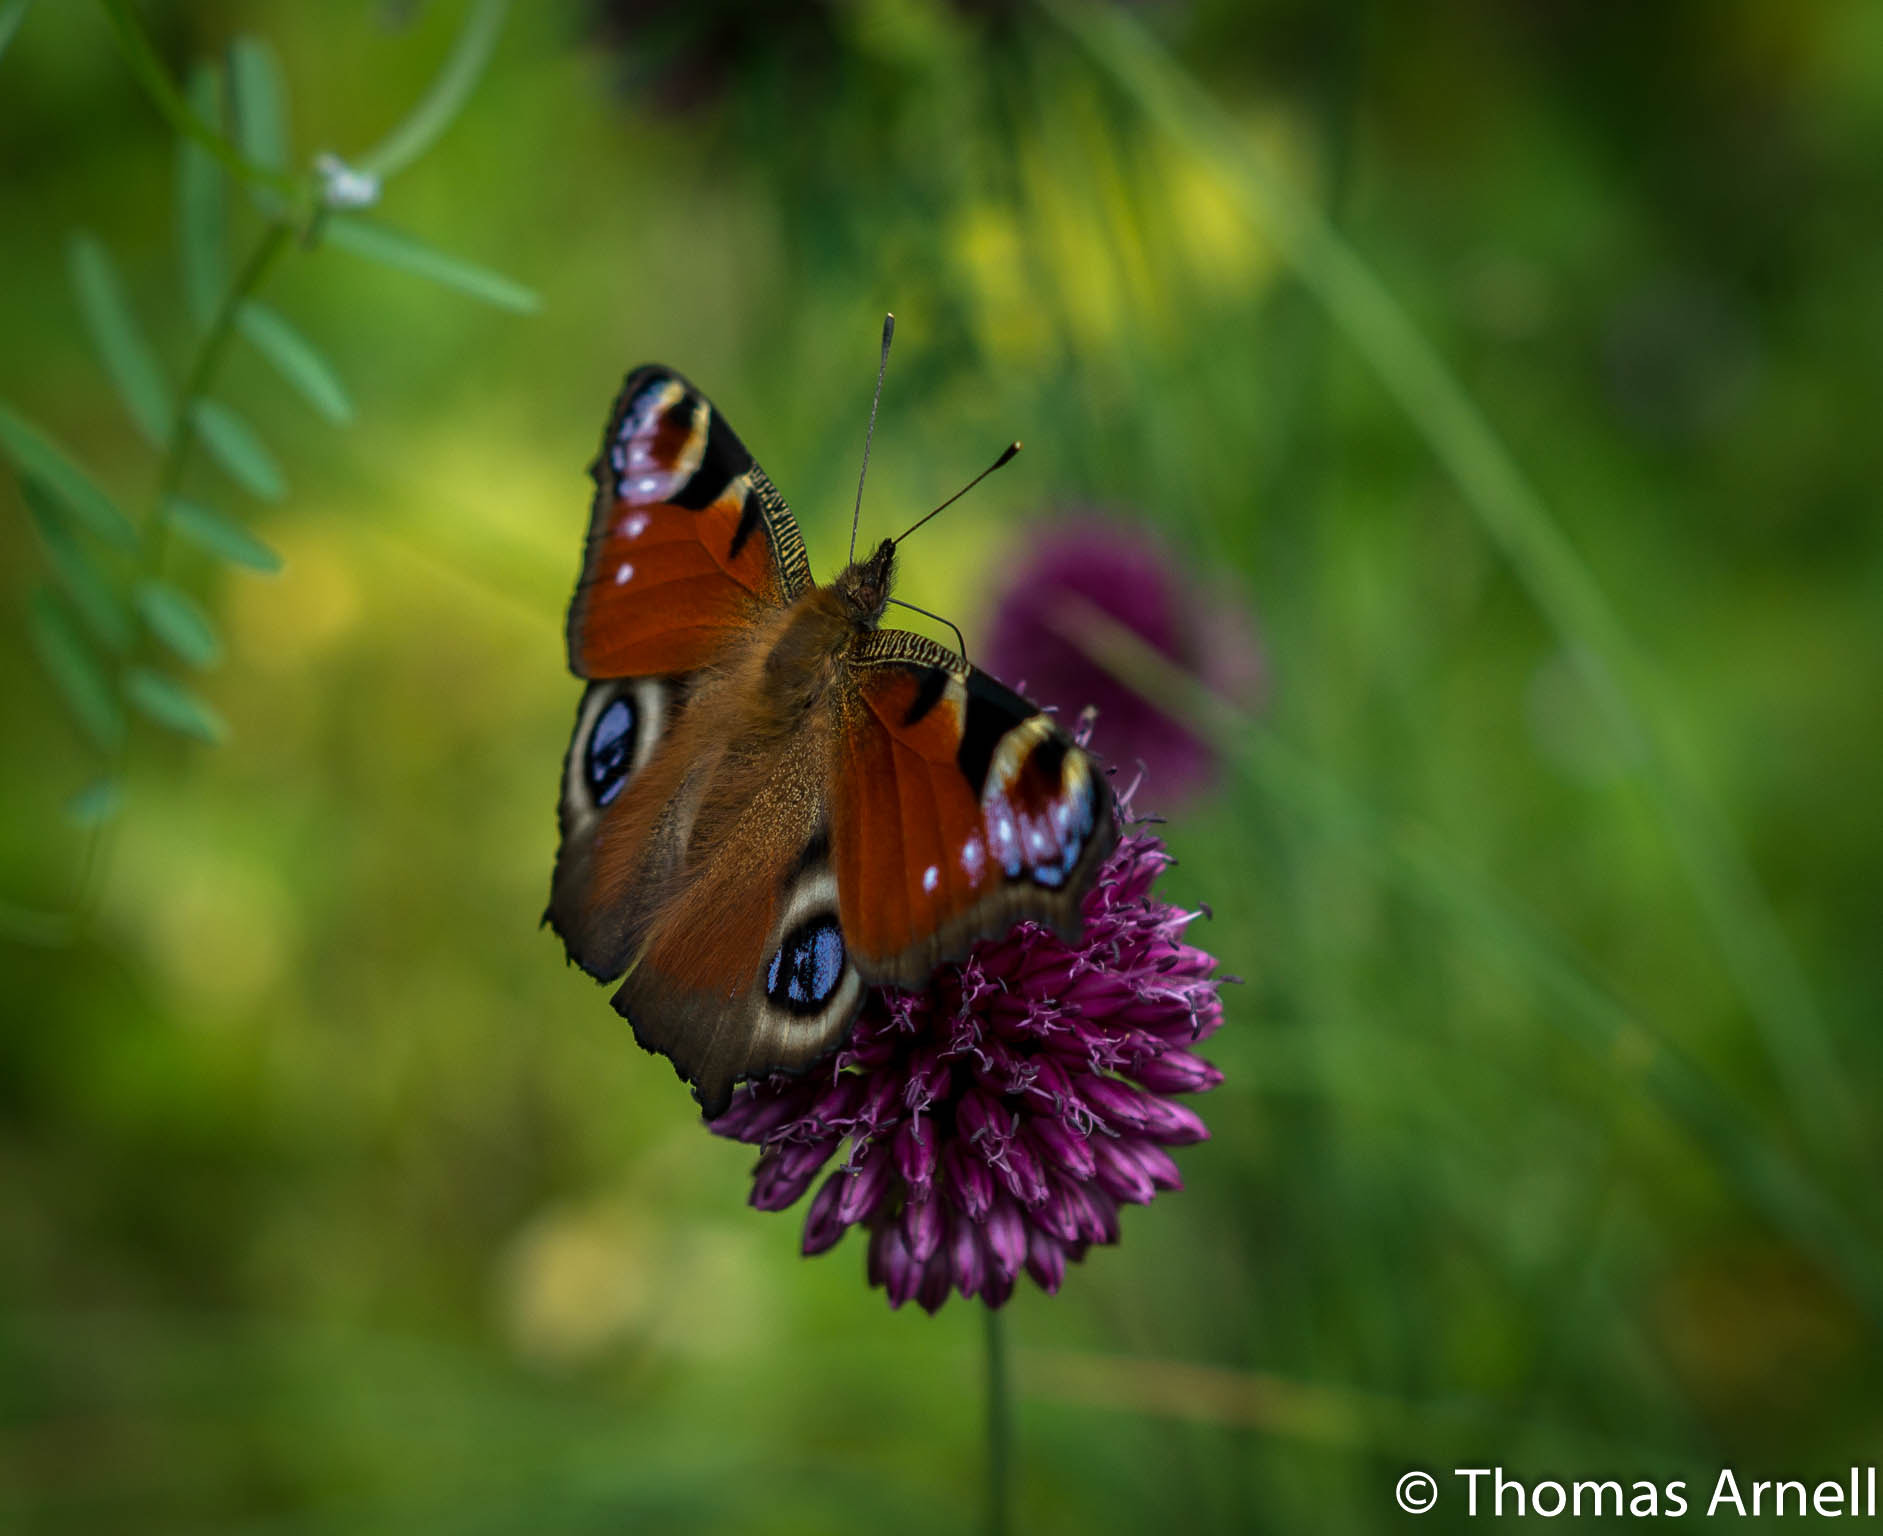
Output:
[548, 362, 1116, 1117]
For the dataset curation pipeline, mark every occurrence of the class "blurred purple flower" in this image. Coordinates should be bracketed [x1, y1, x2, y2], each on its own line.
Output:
[709, 792, 1225, 1312]
[983, 516, 1265, 806]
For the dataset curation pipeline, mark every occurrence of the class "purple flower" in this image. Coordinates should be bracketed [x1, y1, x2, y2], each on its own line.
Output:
[982, 515, 1266, 806]
[709, 794, 1225, 1312]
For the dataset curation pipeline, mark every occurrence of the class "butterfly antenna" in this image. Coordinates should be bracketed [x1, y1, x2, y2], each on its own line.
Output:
[893, 441, 1021, 547]
[850, 313, 896, 565]
[885, 597, 970, 662]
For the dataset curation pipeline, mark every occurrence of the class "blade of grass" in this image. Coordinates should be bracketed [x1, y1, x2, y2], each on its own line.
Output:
[190, 399, 286, 501]
[1019, 1348, 1709, 1476]
[68, 232, 173, 447]
[237, 301, 353, 423]
[163, 496, 282, 574]
[356, 0, 509, 181]
[1043, 0, 1853, 1169]
[0, 899, 75, 947]
[0, 402, 139, 550]
[324, 214, 540, 312]
[0, 0, 33, 64]
[177, 62, 226, 333]
[1049, 594, 1883, 1339]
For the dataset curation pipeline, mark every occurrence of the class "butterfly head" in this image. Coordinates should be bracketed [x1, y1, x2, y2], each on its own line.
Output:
[832, 536, 898, 626]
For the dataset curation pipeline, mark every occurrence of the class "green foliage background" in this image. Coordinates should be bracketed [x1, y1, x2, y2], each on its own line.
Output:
[3, 1, 1882, 1529]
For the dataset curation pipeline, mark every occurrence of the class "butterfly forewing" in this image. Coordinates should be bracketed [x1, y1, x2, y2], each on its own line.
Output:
[569, 366, 810, 680]
[834, 631, 1115, 987]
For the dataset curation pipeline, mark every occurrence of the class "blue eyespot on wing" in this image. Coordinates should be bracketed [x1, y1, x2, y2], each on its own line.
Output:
[766, 917, 847, 1012]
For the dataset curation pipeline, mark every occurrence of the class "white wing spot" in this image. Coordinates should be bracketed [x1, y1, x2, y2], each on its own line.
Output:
[614, 562, 634, 585]
[620, 511, 650, 539]
[922, 865, 940, 893]
[961, 836, 985, 884]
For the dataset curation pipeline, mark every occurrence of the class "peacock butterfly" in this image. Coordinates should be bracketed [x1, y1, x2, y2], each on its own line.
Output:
[547, 345, 1115, 1117]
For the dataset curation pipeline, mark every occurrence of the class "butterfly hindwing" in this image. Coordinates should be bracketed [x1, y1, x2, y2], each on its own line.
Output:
[549, 673, 694, 979]
[609, 726, 864, 1118]
[832, 630, 1116, 987]
[569, 366, 812, 680]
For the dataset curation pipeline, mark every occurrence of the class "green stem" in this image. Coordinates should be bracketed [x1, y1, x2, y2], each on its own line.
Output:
[355, 0, 509, 182]
[1039, 0, 1854, 1174]
[984, 1307, 1012, 1536]
[93, 0, 303, 206]
[152, 222, 293, 555]
[69, 221, 295, 925]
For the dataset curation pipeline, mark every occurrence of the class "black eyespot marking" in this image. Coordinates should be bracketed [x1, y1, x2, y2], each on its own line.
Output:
[957, 670, 1036, 795]
[586, 695, 638, 806]
[980, 727, 1100, 889]
[671, 397, 755, 512]
[791, 827, 831, 879]
[903, 665, 950, 727]
[727, 490, 762, 561]
[1030, 734, 1068, 788]
[765, 916, 846, 1014]
[659, 395, 694, 436]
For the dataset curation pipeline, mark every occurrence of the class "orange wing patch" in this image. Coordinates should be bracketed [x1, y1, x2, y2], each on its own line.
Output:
[833, 653, 1112, 985]
[573, 486, 780, 677]
[566, 367, 811, 681]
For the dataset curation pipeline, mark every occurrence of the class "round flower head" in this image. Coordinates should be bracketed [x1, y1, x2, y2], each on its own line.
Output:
[709, 783, 1225, 1312]
[982, 515, 1265, 806]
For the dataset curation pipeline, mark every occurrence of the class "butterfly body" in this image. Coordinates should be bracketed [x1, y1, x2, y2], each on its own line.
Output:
[551, 367, 1114, 1116]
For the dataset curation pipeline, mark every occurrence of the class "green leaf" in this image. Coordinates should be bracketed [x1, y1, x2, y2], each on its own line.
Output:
[0, 401, 140, 550]
[324, 216, 540, 313]
[0, 0, 33, 63]
[228, 35, 288, 210]
[237, 301, 353, 423]
[177, 62, 226, 333]
[125, 666, 227, 744]
[136, 580, 222, 669]
[357, 0, 507, 181]
[20, 478, 133, 653]
[96, 0, 298, 204]
[163, 496, 282, 573]
[228, 35, 287, 169]
[65, 778, 124, 829]
[190, 399, 286, 501]
[68, 231, 174, 448]
[28, 589, 124, 752]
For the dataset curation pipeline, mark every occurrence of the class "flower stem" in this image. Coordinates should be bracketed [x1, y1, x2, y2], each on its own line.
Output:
[984, 1306, 1012, 1536]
